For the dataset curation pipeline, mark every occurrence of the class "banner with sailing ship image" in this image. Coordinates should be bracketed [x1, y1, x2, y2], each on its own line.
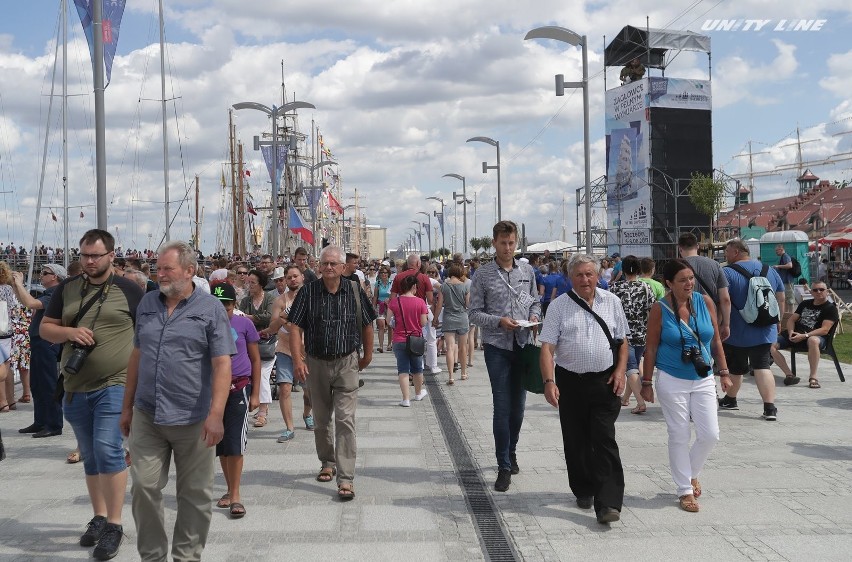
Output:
[605, 78, 650, 255]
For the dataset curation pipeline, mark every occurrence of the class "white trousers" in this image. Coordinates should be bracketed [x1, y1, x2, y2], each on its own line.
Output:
[656, 370, 720, 498]
[425, 309, 438, 371]
[259, 357, 275, 405]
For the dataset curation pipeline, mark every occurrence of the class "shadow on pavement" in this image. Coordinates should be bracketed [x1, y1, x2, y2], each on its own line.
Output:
[787, 441, 852, 460]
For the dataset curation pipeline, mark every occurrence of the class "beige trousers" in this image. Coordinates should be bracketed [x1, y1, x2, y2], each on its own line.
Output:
[129, 408, 214, 562]
[306, 352, 359, 484]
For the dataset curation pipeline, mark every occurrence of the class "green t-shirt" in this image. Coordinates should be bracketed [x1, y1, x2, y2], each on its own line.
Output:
[639, 277, 666, 300]
[44, 275, 143, 392]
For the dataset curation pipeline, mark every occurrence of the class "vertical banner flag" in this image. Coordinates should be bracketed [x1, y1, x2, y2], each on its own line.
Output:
[435, 211, 444, 237]
[304, 187, 322, 221]
[73, 0, 127, 87]
[289, 207, 314, 245]
[423, 222, 430, 247]
[260, 145, 288, 197]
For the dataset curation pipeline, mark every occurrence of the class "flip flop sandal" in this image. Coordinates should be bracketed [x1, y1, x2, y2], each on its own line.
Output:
[216, 493, 231, 508]
[229, 502, 246, 518]
[631, 406, 646, 415]
[460, 375, 468, 381]
[316, 467, 336, 482]
[253, 416, 267, 428]
[691, 479, 702, 498]
[19, 394, 31, 403]
[808, 378, 821, 389]
[67, 450, 81, 464]
[679, 495, 699, 513]
[337, 484, 355, 501]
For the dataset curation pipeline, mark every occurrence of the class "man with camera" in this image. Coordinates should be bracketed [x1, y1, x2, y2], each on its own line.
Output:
[120, 240, 235, 561]
[41, 229, 144, 560]
[538, 254, 627, 524]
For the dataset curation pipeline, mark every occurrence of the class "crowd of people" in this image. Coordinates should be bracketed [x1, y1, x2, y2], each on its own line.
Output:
[0, 223, 842, 559]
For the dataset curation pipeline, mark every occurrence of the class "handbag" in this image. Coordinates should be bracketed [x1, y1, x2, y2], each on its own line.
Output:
[396, 297, 425, 356]
[0, 300, 9, 334]
[258, 335, 277, 361]
[519, 342, 544, 394]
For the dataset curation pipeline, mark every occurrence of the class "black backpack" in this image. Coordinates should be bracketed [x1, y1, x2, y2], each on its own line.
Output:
[790, 257, 802, 278]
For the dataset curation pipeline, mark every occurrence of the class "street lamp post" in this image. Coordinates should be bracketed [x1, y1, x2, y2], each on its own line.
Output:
[466, 137, 501, 222]
[417, 211, 432, 255]
[232, 100, 316, 257]
[426, 196, 446, 255]
[524, 26, 592, 255]
[443, 174, 468, 254]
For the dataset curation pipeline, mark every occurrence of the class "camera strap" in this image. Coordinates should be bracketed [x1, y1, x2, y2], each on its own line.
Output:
[71, 275, 113, 329]
[566, 290, 617, 351]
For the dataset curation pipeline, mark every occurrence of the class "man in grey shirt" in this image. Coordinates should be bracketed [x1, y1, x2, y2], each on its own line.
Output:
[469, 221, 541, 492]
[678, 232, 731, 341]
[120, 240, 235, 561]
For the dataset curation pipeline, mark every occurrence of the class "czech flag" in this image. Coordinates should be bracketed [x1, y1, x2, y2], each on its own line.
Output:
[289, 207, 314, 245]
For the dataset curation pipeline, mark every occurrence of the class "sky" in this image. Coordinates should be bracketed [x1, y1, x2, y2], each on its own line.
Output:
[0, 0, 851, 257]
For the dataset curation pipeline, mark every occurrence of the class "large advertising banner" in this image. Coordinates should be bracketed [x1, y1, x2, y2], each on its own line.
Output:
[605, 79, 650, 256]
[648, 77, 711, 110]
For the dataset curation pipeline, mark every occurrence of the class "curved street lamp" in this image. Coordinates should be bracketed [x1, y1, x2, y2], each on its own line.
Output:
[426, 196, 447, 254]
[417, 211, 432, 254]
[466, 136, 501, 222]
[443, 174, 468, 254]
[232, 100, 316, 256]
[524, 25, 592, 255]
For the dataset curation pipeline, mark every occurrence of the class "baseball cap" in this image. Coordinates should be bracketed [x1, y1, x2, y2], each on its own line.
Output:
[212, 283, 237, 302]
[42, 263, 68, 280]
[271, 266, 286, 280]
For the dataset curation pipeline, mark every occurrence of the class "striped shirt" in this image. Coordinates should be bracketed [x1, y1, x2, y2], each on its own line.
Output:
[288, 278, 377, 357]
[469, 259, 542, 351]
[538, 289, 629, 373]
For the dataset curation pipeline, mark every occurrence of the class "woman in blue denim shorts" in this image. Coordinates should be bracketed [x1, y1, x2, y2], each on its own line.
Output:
[387, 275, 428, 407]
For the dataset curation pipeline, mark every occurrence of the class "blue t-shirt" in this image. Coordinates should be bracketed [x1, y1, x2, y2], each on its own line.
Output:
[553, 274, 571, 299]
[777, 253, 792, 283]
[230, 314, 259, 378]
[724, 259, 784, 346]
[540, 273, 561, 303]
[656, 294, 714, 380]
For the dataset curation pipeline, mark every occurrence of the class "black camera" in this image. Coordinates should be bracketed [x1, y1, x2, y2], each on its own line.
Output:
[681, 346, 711, 377]
[65, 343, 95, 375]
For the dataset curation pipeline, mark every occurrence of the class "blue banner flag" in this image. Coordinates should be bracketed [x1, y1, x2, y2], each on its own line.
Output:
[260, 145, 288, 196]
[435, 210, 444, 237]
[73, 0, 127, 87]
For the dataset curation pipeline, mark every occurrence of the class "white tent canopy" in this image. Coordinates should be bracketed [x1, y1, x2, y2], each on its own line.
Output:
[525, 241, 574, 253]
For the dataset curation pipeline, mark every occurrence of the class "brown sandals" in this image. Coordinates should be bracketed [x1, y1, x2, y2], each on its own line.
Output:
[679, 494, 699, 512]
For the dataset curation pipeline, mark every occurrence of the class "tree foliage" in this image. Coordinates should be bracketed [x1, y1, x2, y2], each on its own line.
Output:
[688, 172, 726, 241]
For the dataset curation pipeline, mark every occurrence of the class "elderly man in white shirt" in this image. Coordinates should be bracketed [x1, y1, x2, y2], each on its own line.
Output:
[539, 253, 629, 525]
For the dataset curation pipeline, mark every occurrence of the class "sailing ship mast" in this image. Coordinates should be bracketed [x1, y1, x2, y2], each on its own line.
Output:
[159, 0, 170, 241]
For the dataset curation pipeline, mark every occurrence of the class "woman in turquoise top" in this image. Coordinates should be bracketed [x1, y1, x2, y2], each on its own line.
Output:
[373, 267, 393, 352]
[641, 259, 730, 514]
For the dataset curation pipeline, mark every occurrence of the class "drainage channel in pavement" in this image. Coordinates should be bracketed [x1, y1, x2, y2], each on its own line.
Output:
[425, 375, 518, 562]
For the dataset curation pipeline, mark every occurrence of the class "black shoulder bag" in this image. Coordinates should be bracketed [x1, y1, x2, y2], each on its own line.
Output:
[566, 291, 624, 367]
[396, 297, 425, 356]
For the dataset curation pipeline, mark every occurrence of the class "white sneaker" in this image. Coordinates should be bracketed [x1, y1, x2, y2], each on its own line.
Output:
[428, 368, 442, 375]
[399, 399, 411, 407]
[414, 390, 428, 401]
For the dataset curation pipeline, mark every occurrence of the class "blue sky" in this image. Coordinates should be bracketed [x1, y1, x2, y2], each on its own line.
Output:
[0, 1, 850, 255]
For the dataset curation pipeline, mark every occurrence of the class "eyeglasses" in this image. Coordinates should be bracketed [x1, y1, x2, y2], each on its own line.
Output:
[40, 271, 54, 276]
[237, 271, 248, 275]
[81, 252, 110, 262]
[320, 261, 342, 268]
[811, 288, 827, 292]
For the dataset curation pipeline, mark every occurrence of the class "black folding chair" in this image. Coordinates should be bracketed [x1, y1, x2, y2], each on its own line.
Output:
[790, 320, 846, 382]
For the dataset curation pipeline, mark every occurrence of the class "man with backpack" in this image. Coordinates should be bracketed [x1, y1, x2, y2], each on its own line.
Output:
[773, 244, 797, 307]
[718, 239, 785, 421]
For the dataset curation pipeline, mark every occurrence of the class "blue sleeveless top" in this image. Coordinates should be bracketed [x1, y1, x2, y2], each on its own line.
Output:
[656, 294, 714, 381]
